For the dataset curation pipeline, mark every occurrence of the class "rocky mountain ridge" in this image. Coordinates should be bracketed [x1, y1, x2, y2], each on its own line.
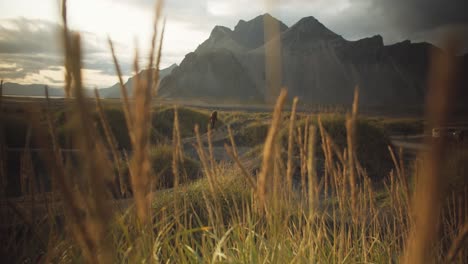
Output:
[158, 14, 467, 107]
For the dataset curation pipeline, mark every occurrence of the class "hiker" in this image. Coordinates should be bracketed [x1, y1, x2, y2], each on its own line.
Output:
[210, 111, 218, 129]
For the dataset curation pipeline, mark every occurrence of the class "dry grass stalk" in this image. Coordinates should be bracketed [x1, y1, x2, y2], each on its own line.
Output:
[225, 125, 256, 189]
[346, 87, 359, 221]
[130, 69, 153, 225]
[171, 106, 182, 233]
[257, 88, 287, 212]
[403, 39, 460, 264]
[194, 124, 216, 195]
[61, 1, 72, 98]
[68, 31, 114, 263]
[94, 88, 126, 197]
[286, 97, 299, 193]
[296, 124, 305, 195]
[172, 106, 181, 189]
[307, 125, 317, 218]
[59, 2, 112, 261]
[108, 38, 134, 137]
[445, 222, 468, 263]
[317, 117, 329, 196]
[388, 145, 411, 211]
[59, 0, 101, 262]
[207, 125, 217, 179]
[172, 106, 187, 183]
[224, 144, 256, 190]
[128, 0, 164, 226]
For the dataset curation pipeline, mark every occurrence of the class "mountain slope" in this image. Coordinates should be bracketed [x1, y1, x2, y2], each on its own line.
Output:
[159, 50, 259, 99]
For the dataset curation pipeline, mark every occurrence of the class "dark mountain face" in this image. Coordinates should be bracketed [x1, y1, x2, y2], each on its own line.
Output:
[159, 50, 260, 99]
[281, 16, 343, 50]
[158, 14, 467, 108]
[195, 13, 288, 54]
[232, 13, 289, 50]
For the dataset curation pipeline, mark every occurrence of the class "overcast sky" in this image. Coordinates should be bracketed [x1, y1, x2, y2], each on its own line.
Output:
[0, 0, 466, 88]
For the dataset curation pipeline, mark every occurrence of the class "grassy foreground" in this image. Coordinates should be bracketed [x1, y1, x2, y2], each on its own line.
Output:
[1, 1, 468, 263]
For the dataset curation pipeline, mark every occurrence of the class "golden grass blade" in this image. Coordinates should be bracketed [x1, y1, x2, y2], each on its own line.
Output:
[287, 97, 299, 193]
[445, 222, 468, 263]
[146, 0, 163, 97]
[68, 32, 114, 263]
[108, 38, 134, 135]
[194, 125, 215, 195]
[346, 87, 359, 221]
[224, 144, 256, 189]
[257, 89, 287, 211]
[226, 124, 256, 189]
[296, 125, 306, 198]
[61, 0, 72, 98]
[207, 124, 217, 178]
[95, 88, 126, 197]
[307, 125, 317, 218]
[172, 106, 180, 189]
[59, 7, 111, 262]
[402, 39, 460, 264]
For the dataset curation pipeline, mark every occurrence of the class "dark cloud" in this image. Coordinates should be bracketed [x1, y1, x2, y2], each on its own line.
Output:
[0, 18, 62, 54]
[0, 53, 62, 79]
[373, 0, 468, 33]
[128, 0, 467, 46]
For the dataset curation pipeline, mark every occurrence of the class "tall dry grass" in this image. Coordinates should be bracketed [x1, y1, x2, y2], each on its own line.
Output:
[1, 0, 467, 263]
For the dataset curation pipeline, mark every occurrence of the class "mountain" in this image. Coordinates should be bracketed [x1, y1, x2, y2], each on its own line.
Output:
[157, 14, 468, 107]
[1, 83, 64, 97]
[195, 13, 288, 54]
[159, 14, 287, 100]
[99, 63, 178, 98]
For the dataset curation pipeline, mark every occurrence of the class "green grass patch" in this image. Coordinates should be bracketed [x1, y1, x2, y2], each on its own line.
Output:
[149, 145, 201, 189]
[234, 121, 270, 146]
[278, 115, 393, 181]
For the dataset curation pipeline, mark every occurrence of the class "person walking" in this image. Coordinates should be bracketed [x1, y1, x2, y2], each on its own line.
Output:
[210, 111, 218, 129]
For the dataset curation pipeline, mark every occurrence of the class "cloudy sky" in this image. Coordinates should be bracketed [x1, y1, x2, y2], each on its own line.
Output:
[0, 0, 467, 88]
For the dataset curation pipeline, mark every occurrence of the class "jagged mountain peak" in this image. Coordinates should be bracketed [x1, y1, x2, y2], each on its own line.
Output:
[209, 25, 233, 39]
[232, 13, 288, 49]
[284, 16, 341, 42]
[196, 13, 288, 53]
[234, 13, 286, 31]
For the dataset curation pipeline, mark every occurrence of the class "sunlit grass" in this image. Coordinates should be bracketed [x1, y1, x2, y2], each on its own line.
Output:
[1, 1, 467, 263]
